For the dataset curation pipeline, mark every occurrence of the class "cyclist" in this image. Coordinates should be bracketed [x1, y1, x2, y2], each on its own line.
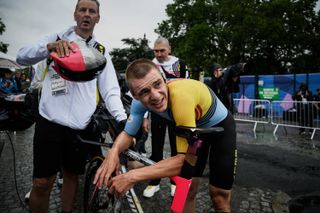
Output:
[95, 58, 237, 213]
[143, 37, 189, 198]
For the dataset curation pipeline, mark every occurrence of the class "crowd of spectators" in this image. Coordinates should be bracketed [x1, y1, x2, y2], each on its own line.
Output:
[0, 68, 30, 94]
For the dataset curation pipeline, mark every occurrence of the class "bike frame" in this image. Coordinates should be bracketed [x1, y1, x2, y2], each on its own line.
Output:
[79, 137, 150, 213]
[79, 125, 224, 213]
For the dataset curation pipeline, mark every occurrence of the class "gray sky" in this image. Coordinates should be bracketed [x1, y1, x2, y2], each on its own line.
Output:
[0, 0, 173, 59]
[0, 0, 319, 60]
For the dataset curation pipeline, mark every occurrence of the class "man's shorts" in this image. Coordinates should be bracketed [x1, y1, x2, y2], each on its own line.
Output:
[33, 116, 99, 178]
[194, 112, 237, 190]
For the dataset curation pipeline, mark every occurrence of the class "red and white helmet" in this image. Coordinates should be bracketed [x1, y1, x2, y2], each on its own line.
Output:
[50, 41, 106, 82]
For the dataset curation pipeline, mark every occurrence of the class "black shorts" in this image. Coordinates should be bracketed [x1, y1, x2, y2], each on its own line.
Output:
[33, 116, 99, 178]
[194, 112, 237, 190]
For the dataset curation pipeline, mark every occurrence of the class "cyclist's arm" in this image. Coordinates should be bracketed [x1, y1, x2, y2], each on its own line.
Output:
[133, 154, 185, 179]
[94, 131, 134, 186]
[95, 100, 147, 186]
[107, 154, 184, 197]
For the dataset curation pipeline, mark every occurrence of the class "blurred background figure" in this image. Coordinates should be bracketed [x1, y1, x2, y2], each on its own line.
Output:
[313, 88, 320, 120]
[292, 83, 313, 134]
[208, 63, 245, 114]
[0, 69, 18, 94]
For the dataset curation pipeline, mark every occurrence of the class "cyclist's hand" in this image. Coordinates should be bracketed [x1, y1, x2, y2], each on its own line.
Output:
[93, 148, 121, 187]
[47, 40, 76, 57]
[108, 171, 135, 197]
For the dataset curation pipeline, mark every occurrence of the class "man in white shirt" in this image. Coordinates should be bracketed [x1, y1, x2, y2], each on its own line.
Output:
[16, 1, 126, 212]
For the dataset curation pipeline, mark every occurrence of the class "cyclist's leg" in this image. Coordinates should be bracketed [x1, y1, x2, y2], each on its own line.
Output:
[186, 138, 210, 211]
[209, 186, 232, 212]
[184, 177, 201, 213]
[208, 113, 237, 212]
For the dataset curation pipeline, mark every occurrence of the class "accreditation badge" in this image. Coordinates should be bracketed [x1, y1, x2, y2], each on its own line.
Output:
[50, 72, 68, 96]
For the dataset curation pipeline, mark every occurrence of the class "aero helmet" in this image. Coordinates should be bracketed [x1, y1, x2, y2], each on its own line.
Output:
[50, 41, 106, 81]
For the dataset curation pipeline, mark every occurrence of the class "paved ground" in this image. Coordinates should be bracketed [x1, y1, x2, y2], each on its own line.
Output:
[0, 121, 320, 213]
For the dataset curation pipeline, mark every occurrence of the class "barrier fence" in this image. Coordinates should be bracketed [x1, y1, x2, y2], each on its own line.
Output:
[233, 99, 270, 139]
[233, 98, 320, 140]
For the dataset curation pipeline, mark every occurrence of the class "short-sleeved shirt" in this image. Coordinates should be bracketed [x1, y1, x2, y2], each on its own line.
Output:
[124, 79, 228, 153]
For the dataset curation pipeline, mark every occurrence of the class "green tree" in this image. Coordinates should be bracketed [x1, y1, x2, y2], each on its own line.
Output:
[0, 18, 9, 53]
[156, 0, 320, 75]
[110, 35, 153, 72]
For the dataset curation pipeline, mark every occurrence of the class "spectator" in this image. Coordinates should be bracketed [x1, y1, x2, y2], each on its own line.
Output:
[20, 73, 30, 93]
[0, 69, 18, 94]
[14, 70, 22, 92]
[16, 0, 127, 212]
[292, 83, 313, 134]
[142, 37, 189, 198]
[208, 63, 245, 114]
[313, 88, 320, 118]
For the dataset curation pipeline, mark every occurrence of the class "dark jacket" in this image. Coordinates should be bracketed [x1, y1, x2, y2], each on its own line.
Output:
[208, 63, 243, 113]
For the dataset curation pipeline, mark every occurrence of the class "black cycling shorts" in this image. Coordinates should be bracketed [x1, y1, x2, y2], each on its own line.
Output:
[33, 116, 99, 178]
[193, 112, 237, 190]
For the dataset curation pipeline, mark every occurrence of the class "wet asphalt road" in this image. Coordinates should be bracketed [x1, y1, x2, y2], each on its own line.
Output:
[0, 121, 320, 213]
[235, 122, 320, 197]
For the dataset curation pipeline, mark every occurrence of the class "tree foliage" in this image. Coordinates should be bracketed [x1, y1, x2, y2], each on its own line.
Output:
[110, 35, 153, 72]
[155, 0, 320, 75]
[0, 18, 9, 53]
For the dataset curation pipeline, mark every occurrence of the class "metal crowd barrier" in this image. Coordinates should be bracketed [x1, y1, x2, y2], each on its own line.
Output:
[233, 98, 271, 138]
[233, 98, 320, 140]
[271, 100, 320, 140]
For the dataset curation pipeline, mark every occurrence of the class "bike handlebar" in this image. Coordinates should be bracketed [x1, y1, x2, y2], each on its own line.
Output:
[76, 135, 112, 148]
[175, 126, 224, 139]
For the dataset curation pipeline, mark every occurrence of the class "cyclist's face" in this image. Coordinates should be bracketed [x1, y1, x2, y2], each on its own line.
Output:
[74, 0, 100, 34]
[153, 43, 171, 63]
[131, 69, 168, 112]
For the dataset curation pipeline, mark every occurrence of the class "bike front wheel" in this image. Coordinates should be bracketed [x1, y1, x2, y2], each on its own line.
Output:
[83, 157, 140, 213]
[83, 156, 113, 213]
